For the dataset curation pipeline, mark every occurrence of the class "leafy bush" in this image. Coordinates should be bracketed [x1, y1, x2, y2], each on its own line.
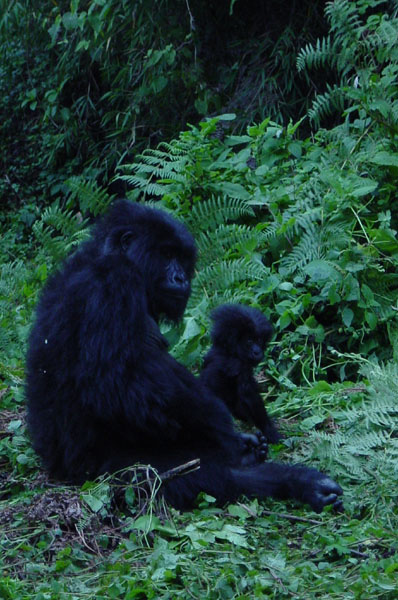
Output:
[0, 0, 328, 208]
[118, 102, 398, 380]
[297, 0, 398, 126]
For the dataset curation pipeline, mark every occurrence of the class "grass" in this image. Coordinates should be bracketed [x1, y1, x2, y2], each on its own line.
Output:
[1, 280, 397, 599]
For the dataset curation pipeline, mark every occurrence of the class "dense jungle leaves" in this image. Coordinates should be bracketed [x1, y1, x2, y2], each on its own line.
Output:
[1, 1, 398, 598]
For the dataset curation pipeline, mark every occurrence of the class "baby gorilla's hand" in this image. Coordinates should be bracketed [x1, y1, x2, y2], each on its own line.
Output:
[254, 432, 269, 461]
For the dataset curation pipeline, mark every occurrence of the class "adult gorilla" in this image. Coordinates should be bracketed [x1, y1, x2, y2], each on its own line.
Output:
[26, 200, 343, 512]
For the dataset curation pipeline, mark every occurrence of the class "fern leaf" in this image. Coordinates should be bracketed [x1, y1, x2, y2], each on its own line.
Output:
[193, 258, 266, 299]
[308, 84, 346, 126]
[296, 36, 334, 72]
[66, 177, 114, 216]
[32, 203, 89, 262]
[186, 196, 255, 231]
[325, 0, 362, 40]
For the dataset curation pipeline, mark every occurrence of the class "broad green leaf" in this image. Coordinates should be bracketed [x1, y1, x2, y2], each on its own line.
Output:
[81, 494, 104, 513]
[365, 310, 378, 329]
[213, 182, 251, 200]
[303, 260, 341, 282]
[180, 316, 202, 342]
[350, 178, 378, 197]
[279, 282, 294, 291]
[342, 307, 354, 327]
[62, 12, 79, 30]
[288, 141, 302, 158]
[369, 151, 398, 167]
[215, 524, 249, 548]
[309, 380, 333, 394]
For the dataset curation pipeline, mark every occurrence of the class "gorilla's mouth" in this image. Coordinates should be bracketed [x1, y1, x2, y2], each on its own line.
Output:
[164, 290, 189, 300]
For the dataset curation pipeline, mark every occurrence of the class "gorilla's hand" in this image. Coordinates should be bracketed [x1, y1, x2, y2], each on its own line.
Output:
[301, 472, 344, 513]
[240, 431, 269, 464]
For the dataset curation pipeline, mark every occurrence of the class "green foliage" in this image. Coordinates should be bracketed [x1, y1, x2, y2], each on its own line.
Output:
[65, 176, 114, 217]
[0, 0, 199, 205]
[0, 1, 329, 207]
[32, 203, 90, 264]
[2, 2, 398, 598]
[297, 0, 398, 126]
[285, 360, 398, 523]
[25, 178, 114, 265]
[119, 100, 398, 378]
[0, 257, 44, 381]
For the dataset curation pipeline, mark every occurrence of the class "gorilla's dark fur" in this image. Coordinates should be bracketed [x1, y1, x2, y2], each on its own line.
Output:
[201, 304, 281, 444]
[26, 200, 343, 512]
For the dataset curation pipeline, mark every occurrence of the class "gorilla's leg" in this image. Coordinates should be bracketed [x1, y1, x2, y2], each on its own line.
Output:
[230, 463, 343, 513]
[162, 460, 343, 513]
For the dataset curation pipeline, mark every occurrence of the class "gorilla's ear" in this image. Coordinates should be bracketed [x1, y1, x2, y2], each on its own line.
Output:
[103, 229, 135, 254]
[120, 231, 135, 252]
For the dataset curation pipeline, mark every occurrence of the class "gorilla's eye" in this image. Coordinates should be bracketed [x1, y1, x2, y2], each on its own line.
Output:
[163, 247, 174, 260]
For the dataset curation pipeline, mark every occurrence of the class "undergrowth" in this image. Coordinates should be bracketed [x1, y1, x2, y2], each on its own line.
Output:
[1, 1, 398, 598]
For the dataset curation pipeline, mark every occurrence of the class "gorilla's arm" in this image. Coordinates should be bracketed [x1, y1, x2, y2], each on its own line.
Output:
[201, 356, 281, 444]
[235, 379, 282, 443]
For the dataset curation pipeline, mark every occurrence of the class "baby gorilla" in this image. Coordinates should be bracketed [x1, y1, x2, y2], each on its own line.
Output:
[201, 304, 281, 460]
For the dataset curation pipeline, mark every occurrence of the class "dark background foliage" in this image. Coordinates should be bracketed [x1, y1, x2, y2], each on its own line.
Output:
[1, 0, 329, 211]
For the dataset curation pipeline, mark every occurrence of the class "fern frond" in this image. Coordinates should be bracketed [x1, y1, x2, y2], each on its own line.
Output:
[366, 18, 398, 63]
[139, 151, 186, 166]
[117, 173, 150, 188]
[186, 196, 255, 231]
[262, 221, 283, 241]
[208, 288, 257, 307]
[193, 258, 266, 299]
[365, 361, 398, 400]
[298, 360, 398, 487]
[33, 204, 89, 262]
[158, 138, 193, 155]
[129, 155, 188, 177]
[66, 177, 114, 216]
[36, 204, 86, 236]
[196, 224, 265, 265]
[296, 0, 362, 76]
[118, 144, 192, 196]
[0, 261, 32, 354]
[308, 83, 346, 126]
[325, 0, 362, 40]
[296, 36, 334, 72]
[280, 226, 323, 273]
[370, 274, 398, 320]
[345, 430, 391, 453]
[0, 260, 26, 296]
